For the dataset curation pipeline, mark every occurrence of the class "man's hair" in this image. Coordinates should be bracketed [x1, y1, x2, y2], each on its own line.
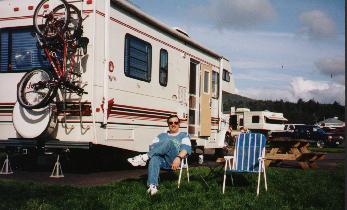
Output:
[167, 114, 180, 124]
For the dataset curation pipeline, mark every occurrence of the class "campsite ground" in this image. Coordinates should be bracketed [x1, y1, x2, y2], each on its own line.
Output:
[0, 150, 345, 209]
[0, 153, 344, 187]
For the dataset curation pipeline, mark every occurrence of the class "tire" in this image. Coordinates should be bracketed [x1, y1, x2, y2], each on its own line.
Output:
[33, 0, 70, 40]
[65, 4, 83, 40]
[17, 68, 58, 109]
[316, 140, 324, 148]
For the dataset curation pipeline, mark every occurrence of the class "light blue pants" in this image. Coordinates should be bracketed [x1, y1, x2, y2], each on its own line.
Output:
[147, 140, 179, 186]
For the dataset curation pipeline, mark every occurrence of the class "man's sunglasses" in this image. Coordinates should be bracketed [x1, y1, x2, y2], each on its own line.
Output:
[168, 121, 179, 125]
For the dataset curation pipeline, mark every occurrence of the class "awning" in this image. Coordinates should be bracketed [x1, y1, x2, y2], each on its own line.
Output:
[265, 115, 288, 121]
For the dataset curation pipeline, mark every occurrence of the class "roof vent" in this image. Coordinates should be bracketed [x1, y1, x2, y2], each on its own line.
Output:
[173, 27, 189, 37]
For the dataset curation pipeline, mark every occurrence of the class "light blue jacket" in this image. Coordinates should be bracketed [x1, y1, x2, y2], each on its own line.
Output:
[154, 132, 192, 155]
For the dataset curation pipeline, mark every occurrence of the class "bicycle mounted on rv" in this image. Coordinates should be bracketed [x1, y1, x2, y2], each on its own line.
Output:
[17, 0, 89, 110]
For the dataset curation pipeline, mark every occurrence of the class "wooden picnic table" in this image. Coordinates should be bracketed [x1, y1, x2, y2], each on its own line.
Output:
[265, 137, 326, 169]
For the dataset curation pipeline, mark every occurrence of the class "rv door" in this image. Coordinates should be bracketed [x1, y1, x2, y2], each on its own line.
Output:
[200, 64, 212, 136]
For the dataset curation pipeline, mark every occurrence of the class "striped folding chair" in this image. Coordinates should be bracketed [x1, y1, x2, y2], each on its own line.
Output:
[222, 133, 267, 196]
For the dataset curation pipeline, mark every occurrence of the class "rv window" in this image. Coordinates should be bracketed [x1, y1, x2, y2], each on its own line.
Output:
[203, 71, 210, 93]
[222, 69, 230, 82]
[212, 71, 219, 98]
[0, 27, 49, 72]
[265, 117, 283, 124]
[124, 34, 152, 82]
[252, 116, 260, 123]
[189, 61, 197, 95]
[159, 49, 168, 86]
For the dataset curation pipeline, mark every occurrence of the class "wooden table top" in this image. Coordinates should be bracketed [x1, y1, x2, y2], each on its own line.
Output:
[268, 137, 316, 143]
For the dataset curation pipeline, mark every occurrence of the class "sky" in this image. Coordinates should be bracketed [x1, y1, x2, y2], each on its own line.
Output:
[129, 0, 345, 105]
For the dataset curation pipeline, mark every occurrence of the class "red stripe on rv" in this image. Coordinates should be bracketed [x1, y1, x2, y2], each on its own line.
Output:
[0, 10, 93, 22]
[97, 10, 219, 69]
[109, 110, 168, 120]
[113, 103, 176, 115]
[0, 103, 16, 105]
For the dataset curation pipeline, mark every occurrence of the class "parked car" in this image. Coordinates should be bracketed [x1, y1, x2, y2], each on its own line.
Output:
[283, 124, 305, 132]
[321, 126, 345, 146]
[270, 125, 341, 147]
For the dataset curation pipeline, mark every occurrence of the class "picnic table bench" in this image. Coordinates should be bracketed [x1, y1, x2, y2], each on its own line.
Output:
[265, 137, 326, 169]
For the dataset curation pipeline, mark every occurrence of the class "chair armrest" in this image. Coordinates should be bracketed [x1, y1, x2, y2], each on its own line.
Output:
[224, 156, 234, 160]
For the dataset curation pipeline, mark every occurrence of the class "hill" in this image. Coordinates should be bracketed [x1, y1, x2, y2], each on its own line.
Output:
[222, 94, 345, 124]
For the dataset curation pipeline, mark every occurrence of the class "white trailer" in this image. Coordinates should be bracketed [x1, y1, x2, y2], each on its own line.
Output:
[229, 108, 287, 134]
[0, 0, 235, 154]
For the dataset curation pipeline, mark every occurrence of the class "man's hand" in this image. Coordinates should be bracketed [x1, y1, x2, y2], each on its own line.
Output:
[171, 157, 181, 170]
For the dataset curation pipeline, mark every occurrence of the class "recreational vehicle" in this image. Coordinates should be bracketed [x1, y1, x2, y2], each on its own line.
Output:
[0, 0, 236, 159]
[229, 108, 287, 135]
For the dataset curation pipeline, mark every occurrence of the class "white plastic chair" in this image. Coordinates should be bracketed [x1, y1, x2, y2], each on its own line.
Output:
[177, 156, 189, 188]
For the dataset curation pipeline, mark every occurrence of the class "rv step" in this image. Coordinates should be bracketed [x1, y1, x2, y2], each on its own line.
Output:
[0, 139, 37, 149]
[0, 139, 92, 150]
[45, 140, 92, 150]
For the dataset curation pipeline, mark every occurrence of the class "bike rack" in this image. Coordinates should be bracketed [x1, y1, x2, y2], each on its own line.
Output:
[79, 99, 91, 135]
[61, 44, 90, 134]
[60, 71, 90, 134]
[62, 90, 75, 134]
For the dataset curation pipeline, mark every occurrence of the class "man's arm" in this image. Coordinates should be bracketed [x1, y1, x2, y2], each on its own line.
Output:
[171, 150, 187, 170]
[171, 134, 191, 170]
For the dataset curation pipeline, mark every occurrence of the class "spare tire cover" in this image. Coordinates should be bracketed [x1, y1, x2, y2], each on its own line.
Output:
[12, 102, 54, 138]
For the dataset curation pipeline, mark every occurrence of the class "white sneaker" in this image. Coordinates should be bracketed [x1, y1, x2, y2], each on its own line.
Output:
[127, 154, 149, 167]
[147, 184, 158, 196]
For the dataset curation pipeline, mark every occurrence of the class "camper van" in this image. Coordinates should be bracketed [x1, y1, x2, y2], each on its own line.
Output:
[0, 0, 235, 157]
[229, 108, 287, 135]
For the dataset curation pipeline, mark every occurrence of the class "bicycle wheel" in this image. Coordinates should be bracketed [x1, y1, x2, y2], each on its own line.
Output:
[57, 4, 83, 41]
[17, 68, 58, 109]
[33, 0, 70, 40]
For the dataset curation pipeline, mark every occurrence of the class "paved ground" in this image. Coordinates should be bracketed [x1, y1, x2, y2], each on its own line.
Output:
[0, 153, 344, 187]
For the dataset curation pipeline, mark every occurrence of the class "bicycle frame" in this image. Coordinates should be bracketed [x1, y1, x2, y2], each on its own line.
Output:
[41, 36, 77, 80]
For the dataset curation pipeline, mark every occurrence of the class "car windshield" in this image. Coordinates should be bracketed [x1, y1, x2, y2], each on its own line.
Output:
[316, 128, 326, 134]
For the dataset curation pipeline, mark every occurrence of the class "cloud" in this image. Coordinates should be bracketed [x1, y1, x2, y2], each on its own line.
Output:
[240, 88, 296, 102]
[192, 0, 276, 29]
[290, 77, 344, 104]
[314, 56, 345, 85]
[315, 56, 345, 75]
[299, 10, 337, 39]
[239, 77, 345, 105]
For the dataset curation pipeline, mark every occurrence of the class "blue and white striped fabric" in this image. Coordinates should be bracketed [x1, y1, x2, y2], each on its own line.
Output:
[227, 133, 266, 173]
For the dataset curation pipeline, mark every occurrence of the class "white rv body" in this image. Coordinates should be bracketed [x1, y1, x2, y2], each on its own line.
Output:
[0, 0, 235, 152]
[230, 108, 287, 132]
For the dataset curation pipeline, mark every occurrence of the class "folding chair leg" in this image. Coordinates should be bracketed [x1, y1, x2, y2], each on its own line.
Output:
[185, 158, 190, 183]
[230, 173, 234, 186]
[263, 162, 268, 191]
[222, 158, 231, 194]
[222, 171, 227, 194]
[178, 161, 183, 188]
[257, 167, 261, 196]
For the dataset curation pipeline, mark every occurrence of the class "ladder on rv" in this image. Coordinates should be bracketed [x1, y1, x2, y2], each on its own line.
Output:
[61, 47, 90, 134]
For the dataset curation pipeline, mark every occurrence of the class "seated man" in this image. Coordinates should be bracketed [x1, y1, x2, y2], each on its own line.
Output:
[127, 115, 191, 196]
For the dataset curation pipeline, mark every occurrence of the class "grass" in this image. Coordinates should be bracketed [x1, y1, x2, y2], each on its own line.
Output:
[0, 165, 344, 210]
